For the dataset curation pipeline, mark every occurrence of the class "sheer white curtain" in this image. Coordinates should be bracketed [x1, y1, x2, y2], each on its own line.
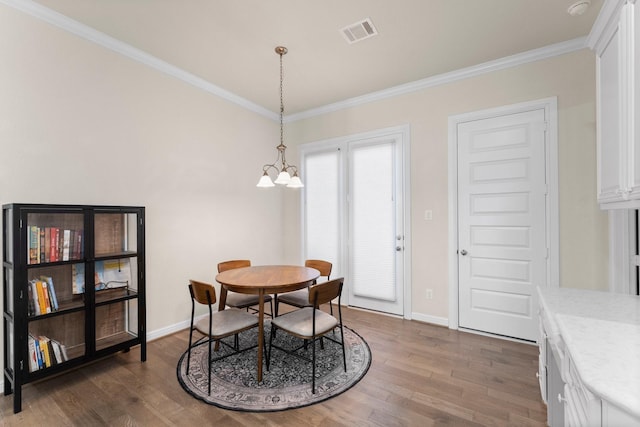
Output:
[349, 142, 396, 301]
[304, 149, 341, 274]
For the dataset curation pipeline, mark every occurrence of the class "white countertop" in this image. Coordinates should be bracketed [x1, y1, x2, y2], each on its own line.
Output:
[538, 287, 640, 419]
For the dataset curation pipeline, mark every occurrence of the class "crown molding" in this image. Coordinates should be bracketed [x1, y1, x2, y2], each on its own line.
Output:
[4, 0, 589, 124]
[1, 0, 278, 121]
[586, 0, 625, 53]
[286, 37, 588, 122]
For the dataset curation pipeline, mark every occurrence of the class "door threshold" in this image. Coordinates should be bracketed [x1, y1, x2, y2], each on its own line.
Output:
[458, 326, 537, 345]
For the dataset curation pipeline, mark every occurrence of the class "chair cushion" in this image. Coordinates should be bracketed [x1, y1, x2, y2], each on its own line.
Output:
[195, 308, 258, 339]
[271, 307, 338, 338]
[277, 288, 310, 307]
[225, 292, 272, 308]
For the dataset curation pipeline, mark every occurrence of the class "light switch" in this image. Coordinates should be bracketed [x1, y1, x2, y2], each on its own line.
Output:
[424, 210, 433, 220]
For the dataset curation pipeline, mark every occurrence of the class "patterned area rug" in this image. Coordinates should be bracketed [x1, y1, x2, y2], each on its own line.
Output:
[176, 323, 371, 412]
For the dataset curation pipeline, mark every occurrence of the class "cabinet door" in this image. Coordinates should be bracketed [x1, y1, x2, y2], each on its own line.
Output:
[25, 211, 88, 372]
[602, 400, 640, 426]
[93, 212, 142, 353]
[598, 21, 624, 203]
[629, 2, 640, 198]
[546, 343, 565, 427]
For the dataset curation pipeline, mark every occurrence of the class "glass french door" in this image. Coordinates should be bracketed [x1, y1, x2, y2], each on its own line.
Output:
[302, 128, 407, 316]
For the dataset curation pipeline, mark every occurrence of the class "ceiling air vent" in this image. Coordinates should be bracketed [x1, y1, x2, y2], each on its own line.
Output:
[340, 18, 378, 44]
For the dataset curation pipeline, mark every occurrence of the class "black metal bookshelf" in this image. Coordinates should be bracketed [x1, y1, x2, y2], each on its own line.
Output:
[2, 204, 146, 413]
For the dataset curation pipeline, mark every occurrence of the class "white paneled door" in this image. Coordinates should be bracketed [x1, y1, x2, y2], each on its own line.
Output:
[457, 109, 548, 341]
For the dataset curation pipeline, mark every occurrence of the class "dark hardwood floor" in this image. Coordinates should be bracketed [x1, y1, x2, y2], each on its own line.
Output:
[1, 306, 547, 426]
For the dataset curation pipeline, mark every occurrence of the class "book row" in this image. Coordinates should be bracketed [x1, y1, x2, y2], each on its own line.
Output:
[27, 277, 59, 317]
[28, 334, 69, 372]
[28, 225, 83, 265]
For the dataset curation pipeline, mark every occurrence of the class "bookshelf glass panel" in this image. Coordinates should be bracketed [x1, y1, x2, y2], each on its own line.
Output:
[27, 264, 85, 317]
[94, 213, 137, 257]
[94, 257, 137, 295]
[26, 212, 84, 265]
[28, 311, 85, 372]
[6, 274, 13, 314]
[95, 300, 138, 351]
[4, 322, 13, 372]
[3, 208, 12, 263]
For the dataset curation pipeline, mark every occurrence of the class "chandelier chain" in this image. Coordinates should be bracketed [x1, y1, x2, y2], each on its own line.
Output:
[279, 50, 285, 151]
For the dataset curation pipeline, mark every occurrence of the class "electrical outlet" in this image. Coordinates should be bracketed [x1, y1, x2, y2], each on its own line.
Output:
[426, 289, 433, 299]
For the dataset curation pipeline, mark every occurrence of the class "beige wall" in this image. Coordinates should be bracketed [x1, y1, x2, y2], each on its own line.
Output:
[285, 49, 609, 321]
[0, 3, 609, 345]
[0, 5, 286, 344]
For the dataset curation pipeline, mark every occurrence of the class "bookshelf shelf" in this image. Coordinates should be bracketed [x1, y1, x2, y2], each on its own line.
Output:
[2, 204, 146, 413]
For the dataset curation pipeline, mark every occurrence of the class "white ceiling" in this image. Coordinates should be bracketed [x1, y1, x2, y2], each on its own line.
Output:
[29, 0, 603, 115]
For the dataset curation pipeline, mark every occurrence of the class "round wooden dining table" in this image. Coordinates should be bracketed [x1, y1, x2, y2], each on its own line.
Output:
[215, 265, 319, 382]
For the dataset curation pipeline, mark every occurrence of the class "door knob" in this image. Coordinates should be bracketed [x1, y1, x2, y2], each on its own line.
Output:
[460, 249, 468, 256]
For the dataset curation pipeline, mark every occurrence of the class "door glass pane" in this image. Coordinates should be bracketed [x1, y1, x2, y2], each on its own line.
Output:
[351, 142, 396, 301]
[304, 150, 340, 271]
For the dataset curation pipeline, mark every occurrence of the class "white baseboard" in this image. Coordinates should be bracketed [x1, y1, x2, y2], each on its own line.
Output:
[410, 312, 448, 327]
[146, 318, 192, 342]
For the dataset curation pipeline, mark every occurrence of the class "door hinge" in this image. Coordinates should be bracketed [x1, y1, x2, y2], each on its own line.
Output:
[633, 255, 640, 266]
[20, 360, 23, 371]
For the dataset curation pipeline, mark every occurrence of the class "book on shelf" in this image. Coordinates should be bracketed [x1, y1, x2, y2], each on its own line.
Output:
[27, 335, 38, 372]
[40, 276, 59, 311]
[39, 227, 45, 264]
[62, 229, 71, 261]
[33, 336, 43, 369]
[28, 281, 40, 316]
[28, 225, 38, 264]
[73, 230, 83, 259]
[72, 264, 85, 294]
[39, 337, 52, 368]
[50, 227, 58, 262]
[44, 227, 51, 263]
[41, 281, 52, 314]
[33, 280, 46, 315]
[27, 335, 67, 372]
[29, 278, 59, 315]
[26, 281, 36, 317]
[50, 339, 63, 365]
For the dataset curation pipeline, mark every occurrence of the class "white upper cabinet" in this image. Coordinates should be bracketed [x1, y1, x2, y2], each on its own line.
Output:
[589, 0, 640, 208]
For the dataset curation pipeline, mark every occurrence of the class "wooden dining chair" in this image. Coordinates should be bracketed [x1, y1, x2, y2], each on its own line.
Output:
[274, 259, 332, 316]
[217, 259, 274, 318]
[266, 277, 346, 394]
[186, 280, 259, 395]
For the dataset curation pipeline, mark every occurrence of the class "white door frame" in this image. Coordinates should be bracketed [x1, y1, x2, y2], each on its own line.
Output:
[299, 124, 412, 319]
[447, 98, 560, 331]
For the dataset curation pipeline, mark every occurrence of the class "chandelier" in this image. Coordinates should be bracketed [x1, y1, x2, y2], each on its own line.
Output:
[256, 46, 303, 188]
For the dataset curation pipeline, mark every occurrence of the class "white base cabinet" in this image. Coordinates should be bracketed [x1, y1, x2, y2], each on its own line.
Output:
[537, 288, 640, 426]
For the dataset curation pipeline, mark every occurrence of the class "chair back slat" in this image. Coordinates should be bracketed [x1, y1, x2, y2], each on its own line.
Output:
[305, 259, 332, 279]
[189, 279, 216, 305]
[218, 259, 251, 273]
[309, 277, 343, 307]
